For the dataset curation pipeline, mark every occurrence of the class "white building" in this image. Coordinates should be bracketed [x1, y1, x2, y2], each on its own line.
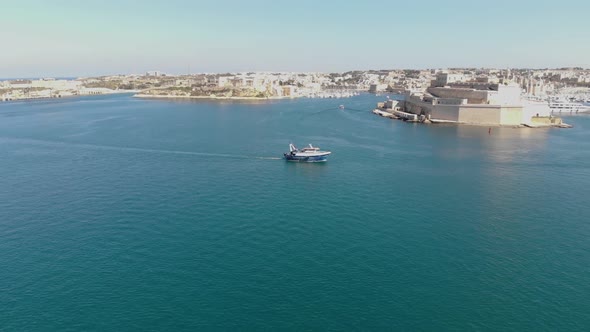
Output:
[31, 79, 81, 90]
[432, 73, 466, 87]
[146, 71, 165, 77]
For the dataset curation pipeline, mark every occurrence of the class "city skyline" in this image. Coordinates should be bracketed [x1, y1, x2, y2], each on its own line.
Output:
[2, 0, 589, 77]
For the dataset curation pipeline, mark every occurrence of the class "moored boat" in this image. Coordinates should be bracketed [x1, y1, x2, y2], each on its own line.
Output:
[549, 98, 590, 113]
[284, 144, 331, 162]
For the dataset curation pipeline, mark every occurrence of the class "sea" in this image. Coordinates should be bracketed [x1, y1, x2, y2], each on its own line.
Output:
[1, 93, 589, 330]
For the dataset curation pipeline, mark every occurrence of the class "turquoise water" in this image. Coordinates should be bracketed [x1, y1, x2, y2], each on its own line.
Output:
[1, 94, 589, 330]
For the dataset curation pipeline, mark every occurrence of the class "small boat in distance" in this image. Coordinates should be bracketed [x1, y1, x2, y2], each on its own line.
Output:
[284, 144, 331, 162]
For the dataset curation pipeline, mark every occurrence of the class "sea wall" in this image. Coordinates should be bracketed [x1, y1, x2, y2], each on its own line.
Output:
[404, 98, 524, 126]
[531, 116, 563, 125]
[431, 105, 460, 122]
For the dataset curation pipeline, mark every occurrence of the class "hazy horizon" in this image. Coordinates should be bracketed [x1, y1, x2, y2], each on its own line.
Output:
[2, 0, 589, 77]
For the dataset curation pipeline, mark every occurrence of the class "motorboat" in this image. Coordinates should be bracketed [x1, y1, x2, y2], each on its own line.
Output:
[284, 144, 331, 162]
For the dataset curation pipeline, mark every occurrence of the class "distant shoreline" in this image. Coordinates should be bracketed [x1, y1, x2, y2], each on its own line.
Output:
[133, 94, 290, 101]
[1, 90, 138, 103]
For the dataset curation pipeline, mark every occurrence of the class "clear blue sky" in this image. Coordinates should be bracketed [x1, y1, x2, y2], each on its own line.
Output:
[1, 0, 589, 77]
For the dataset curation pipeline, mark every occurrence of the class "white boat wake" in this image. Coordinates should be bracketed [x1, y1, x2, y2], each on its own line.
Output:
[0, 137, 283, 161]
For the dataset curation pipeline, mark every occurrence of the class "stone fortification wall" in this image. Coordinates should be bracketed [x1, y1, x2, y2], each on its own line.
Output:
[404, 99, 524, 125]
[427, 87, 490, 104]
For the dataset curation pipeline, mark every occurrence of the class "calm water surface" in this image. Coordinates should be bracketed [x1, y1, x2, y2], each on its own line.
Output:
[1, 94, 589, 330]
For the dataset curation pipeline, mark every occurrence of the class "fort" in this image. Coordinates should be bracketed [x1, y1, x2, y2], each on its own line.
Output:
[374, 73, 570, 128]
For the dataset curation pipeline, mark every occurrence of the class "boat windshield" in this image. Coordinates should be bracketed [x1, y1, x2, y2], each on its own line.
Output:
[301, 144, 319, 151]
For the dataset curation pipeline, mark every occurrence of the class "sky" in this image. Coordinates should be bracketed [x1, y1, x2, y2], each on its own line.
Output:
[1, 0, 589, 77]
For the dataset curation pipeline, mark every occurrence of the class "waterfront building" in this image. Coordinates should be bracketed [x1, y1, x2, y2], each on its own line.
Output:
[145, 71, 165, 77]
[217, 76, 232, 87]
[402, 73, 528, 125]
[175, 79, 192, 87]
[9, 80, 33, 89]
[432, 73, 466, 87]
[78, 87, 115, 95]
[31, 78, 81, 90]
[281, 85, 296, 97]
[369, 84, 387, 93]
[192, 75, 208, 86]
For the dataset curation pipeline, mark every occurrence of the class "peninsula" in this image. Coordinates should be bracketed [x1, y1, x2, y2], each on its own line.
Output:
[369, 68, 590, 128]
[2, 68, 589, 129]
